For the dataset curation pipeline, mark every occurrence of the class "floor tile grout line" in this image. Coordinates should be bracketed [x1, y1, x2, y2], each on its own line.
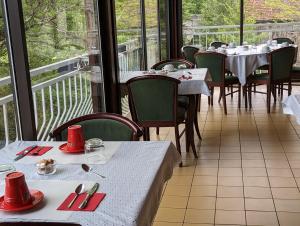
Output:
[253, 110, 281, 226]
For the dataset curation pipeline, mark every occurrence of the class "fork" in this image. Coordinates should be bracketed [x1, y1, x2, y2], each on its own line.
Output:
[32, 146, 44, 155]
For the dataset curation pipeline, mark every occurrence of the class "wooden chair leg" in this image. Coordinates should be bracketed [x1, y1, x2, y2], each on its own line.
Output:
[174, 125, 181, 155]
[238, 84, 241, 109]
[231, 85, 233, 98]
[211, 87, 214, 106]
[222, 87, 227, 115]
[267, 85, 271, 114]
[156, 127, 159, 135]
[244, 85, 248, 109]
[194, 95, 202, 140]
[288, 81, 292, 96]
[248, 83, 252, 109]
[272, 84, 277, 103]
[281, 83, 283, 97]
[218, 88, 222, 103]
[197, 94, 201, 112]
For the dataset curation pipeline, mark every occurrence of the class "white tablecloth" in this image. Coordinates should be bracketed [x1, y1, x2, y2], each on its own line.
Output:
[120, 68, 211, 96]
[226, 46, 268, 85]
[283, 94, 300, 124]
[0, 141, 180, 226]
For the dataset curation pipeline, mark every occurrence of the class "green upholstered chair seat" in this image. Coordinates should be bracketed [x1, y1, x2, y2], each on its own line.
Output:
[178, 96, 189, 109]
[59, 119, 134, 141]
[292, 66, 300, 72]
[249, 73, 269, 81]
[225, 75, 239, 84]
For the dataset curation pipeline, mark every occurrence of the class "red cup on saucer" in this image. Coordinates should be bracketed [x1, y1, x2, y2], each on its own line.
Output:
[59, 125, 85, 153]
[0, 172, 44, 212]
[4, 172, 32, 208]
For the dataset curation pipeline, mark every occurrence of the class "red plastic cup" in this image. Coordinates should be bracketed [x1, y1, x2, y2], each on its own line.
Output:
[66, 125, 84, 152]
[4, 172, 32, 208]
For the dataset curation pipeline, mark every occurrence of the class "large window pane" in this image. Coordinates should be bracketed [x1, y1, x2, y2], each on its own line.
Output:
[158, 0, 168, 59]
[145, 0, 160, 68]
[244, 0, 300, 64]
[0, 5, 19, 147]
[182, 0, 240, 47]
[22, 0, 104, 141]
[115, 0, 143, 115]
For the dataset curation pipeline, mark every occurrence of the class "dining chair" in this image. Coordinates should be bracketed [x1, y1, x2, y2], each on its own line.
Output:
[210, 41, 228, 49]
[0, 223, 81, 226]
[181, 46, 199, 65]
[247, 46, 295, 113]
[151, 59, 194, 70]
[151, 59, 202, 140]
[273, 37, 294, 44]
[194, 52, 241, 115]
[126, 75, 191, 156]
[50, 112, 143, 141]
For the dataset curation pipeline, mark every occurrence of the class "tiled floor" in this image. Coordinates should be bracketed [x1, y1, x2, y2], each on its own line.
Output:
[152, 86, 300, 226]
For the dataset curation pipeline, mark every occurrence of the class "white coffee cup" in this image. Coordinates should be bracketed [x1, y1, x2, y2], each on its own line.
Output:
[207, 46, 216, 51]
[282, 42, 289, 47]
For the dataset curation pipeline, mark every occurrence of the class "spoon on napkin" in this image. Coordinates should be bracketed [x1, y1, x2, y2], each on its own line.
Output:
[68, 183, 85, 208]
[81, 164, 106, 179]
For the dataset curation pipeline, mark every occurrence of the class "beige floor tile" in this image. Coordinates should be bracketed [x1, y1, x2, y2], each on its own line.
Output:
[274, 199, 300, 212]
[196, 160, 219, 168]
[160, 196, 188, 209]
[278, 212, 300, 226]
[292, 168, 300, 177]
[172, 166, 195, 176]
[241, 152, 264, 160]
[190, 186, 216, 197]
[184, 209, 215, 224]
[217, 186, 244, 198]
[263, 152, 287, 160]
[246, 211, 278, 226]
[269, 177, 297, 188]
[243, 176, 269, 187]
[198, 153, 220, 160]
[155, 208, 185, 223]
[244, 187, 272, 199]
[168, 176, 193, 186]
[267, 168, 293, 177]
[218, 177, 243, 186]
[242, 160, 266, 168]
[218, 168, 242, 177]
[216, 197, 244, 210]
[183, 224, 213, 226]
[265, 160, 290, 168]
[243, 168, 267, 177]
[272, 188, 300, 199]
[194, 167, 218, 176]
[192, 176, 217, 186]
[220, 146, 240, 153]
[153, 222, 183, 226]
[164, 185, 191, 197]
[215, 210, 246, 225]
[219, 153, 241, 160]
[219, 160, 241, 168]
[187, 197, 216, 210]
[245, 198, 275, 211]
[289, 160, 300, 169]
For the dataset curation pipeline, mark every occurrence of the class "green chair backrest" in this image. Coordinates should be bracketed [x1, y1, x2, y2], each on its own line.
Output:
[182, 46, 199, 64]
[210, 41, 228, 49]
[127, 76, 178, 124]
[59, 119, 134, 141]
[270, 46, 295, 81]
[195, 52, 225, 83]
[273, 37, 294, 44]
[151, 60, 193, 70]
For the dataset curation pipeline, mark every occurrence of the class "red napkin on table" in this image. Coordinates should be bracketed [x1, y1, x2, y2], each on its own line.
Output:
[57, 192, 106, 211]
[16, 146, 53, 156]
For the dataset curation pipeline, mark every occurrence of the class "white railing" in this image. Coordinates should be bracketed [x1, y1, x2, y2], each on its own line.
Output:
[0, 41, 142, 146]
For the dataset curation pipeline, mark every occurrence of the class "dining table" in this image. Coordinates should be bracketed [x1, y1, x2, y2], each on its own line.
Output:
[119, 68, 211, 158]
[225, 44, 298, 85]
[0, 140, 180, 226]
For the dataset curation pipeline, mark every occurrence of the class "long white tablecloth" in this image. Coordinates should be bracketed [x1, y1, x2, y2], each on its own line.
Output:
[283, 94, 300, 124]
[0, 141, 180, 226]
[120, 68, 211, 96]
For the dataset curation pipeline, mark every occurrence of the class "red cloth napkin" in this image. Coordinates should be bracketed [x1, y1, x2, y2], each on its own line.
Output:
[16, 146, 53, 156]
[57, 192, 106, 211]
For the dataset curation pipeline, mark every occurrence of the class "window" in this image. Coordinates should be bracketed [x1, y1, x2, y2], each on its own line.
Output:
[21, 0, 104, 141]
[0, 4, 19, 146]
[182, 0, 240, 47]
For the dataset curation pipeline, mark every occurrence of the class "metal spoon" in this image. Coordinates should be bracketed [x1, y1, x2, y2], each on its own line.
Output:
[81, 164, 106, 179]
[68, 184, 85, 208]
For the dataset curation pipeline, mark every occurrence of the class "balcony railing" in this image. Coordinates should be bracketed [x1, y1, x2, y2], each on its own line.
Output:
[0, 41, 142, 147]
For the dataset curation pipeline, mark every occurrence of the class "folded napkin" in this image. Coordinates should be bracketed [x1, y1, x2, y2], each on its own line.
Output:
[57, 192, 106, 211]
[17, 146, 53, 156]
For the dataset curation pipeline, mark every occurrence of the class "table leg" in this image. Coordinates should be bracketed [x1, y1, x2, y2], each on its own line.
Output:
[187, 95, 198, 159]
